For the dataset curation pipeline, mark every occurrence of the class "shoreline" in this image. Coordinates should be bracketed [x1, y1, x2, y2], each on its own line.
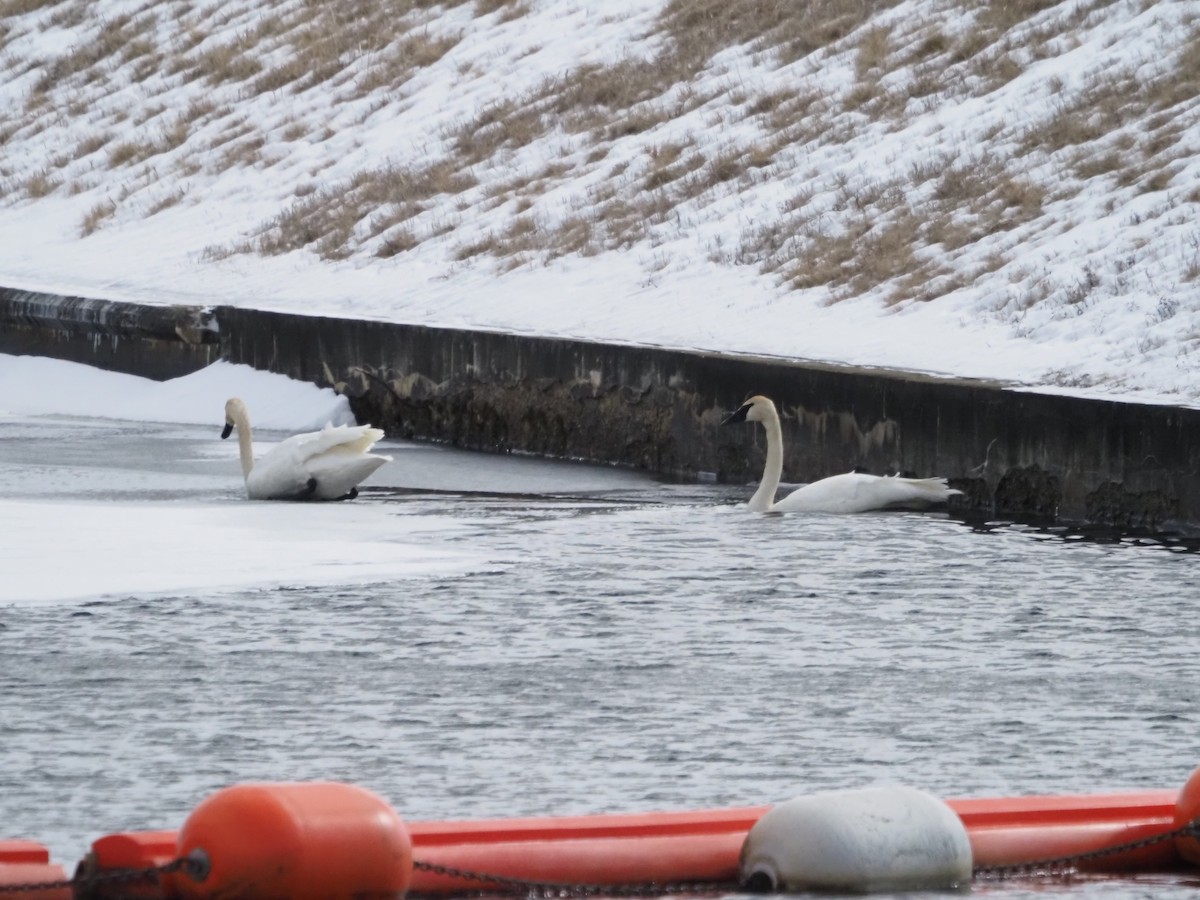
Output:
[4, 284, 1197, 532]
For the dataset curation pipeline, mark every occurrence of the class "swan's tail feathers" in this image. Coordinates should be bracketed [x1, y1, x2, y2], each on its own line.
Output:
[897, 476, 963, 505]
[340, 427, 385, 454]
[311, 424, 386, 455]
[911, 476, 961, 493]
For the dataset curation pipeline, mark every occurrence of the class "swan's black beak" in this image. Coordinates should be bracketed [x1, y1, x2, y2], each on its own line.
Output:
[721, 403, 751, 426]
[221, 422, 233, 440]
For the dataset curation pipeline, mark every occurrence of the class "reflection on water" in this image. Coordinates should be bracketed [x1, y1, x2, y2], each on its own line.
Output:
[2, 416, 1199, 899]
[958, 510, 1200, 555]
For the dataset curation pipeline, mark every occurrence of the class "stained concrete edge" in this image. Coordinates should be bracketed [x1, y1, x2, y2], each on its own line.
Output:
[3, 286, 1198, 532]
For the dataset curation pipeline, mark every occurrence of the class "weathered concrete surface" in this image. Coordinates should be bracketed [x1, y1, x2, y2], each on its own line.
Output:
[0, 287, 219, 380]
[3, 287, 1198, 531]
[215, 306, 1200, 532]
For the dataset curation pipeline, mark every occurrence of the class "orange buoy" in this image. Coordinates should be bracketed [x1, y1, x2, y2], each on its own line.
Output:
[174, 782, 412, 900]
[0, 841, 71, 900]
[1174, 765, 1200, 865]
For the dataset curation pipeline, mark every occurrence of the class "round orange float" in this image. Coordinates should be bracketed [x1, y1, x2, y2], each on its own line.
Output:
[174, 782, 412, 900]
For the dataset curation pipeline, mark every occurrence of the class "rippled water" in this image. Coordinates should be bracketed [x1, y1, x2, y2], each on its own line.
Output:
[2, 416, 1199, 899]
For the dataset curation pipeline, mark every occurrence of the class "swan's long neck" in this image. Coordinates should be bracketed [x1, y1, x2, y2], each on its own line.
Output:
[750, 406, 784, 513]
[233, 411, 256, 479]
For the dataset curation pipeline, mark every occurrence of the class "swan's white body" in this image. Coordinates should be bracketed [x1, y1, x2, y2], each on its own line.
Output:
[222, 397, 391, 501]
[722, 395, 962, 514]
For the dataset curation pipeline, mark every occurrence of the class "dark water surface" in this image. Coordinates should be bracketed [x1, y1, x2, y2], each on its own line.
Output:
[2, 416, 1199, 898]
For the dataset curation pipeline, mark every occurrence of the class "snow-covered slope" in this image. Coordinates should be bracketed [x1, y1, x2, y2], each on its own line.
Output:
[1, 0, 1198, 406]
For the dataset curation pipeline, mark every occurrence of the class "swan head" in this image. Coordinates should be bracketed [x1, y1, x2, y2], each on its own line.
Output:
[721, 394, 775, 426]
[222, 397, 248, 440]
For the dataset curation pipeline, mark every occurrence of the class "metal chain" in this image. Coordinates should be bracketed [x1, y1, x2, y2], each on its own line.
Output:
[972, 816, 1200, 881]
[416, 817, 1200, 895]
[411, 859, 734, 898]
[4, 823, 1196, 897]
[0, 854, 202, 897]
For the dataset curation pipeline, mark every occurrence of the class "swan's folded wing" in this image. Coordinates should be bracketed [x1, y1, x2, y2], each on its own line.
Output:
[289, 424, 385, 461]
[774, 472, 956, 513]
[774, 472, 874, 513]
[245, 457, 317, 500]
[877, 476, 960, 509]
[305, 451, 392, 499]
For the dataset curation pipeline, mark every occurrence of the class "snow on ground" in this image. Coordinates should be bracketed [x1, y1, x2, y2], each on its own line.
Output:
[0, 354, 355, 428]
[0, 356, 490, 606]
[0, 497, 477, 604]
[0, 0, 1198, 407]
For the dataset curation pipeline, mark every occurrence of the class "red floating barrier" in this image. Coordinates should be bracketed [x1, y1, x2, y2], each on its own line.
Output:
[174, 782, 412, 900]
[401, 790, 1191, 892]
[0, 841, 71, 900]
[1174, 765, 1200, 865]
[949, 790, 1181, 871]
[0, 841, 54, 865]
[406, 807, 764, 892]
[90, 831, 179, 871]
[76, 831, 180, 900]
[15, 765, 1198, 899]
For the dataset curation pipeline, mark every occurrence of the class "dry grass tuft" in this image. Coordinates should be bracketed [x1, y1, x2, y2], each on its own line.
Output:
[1, 0, 64, 14]
[855, 25, 891, 79]
[24, 169, 59, 198]
[186, 37, 265, 85]
[249, 159, 478, 260]
[79, 198, 116, 236]
[660, 0, 901, 67]
[1020, 67, 1143, 155]
[73, 132, 111, 161]
[356, 31, 461, 94]
[474, 0, 524, 15]
[32, 11, 156, 92]
[375, 228, 419, 258]
[147, 188, 187, 216]
[962, 0, 1060, 35]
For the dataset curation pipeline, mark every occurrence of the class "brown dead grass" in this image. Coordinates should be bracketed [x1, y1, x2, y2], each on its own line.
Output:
[249, 159, 479, 259]
[32, 11, 157, 92]
[5, 0, 1196, 309]
[237, 0, 1141, 281]
[661, 0, 903, 67]
[0, 0, 64, 14]
[79, 198, 116, 236]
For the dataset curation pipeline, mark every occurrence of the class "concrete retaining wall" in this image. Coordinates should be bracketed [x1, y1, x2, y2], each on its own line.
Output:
[4, 288, 1199, 531]
[0, 287, 219, 379]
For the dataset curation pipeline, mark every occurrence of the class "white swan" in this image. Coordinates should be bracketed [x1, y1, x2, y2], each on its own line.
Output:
[221, 397, 392, 501]
[721, 395, 962, 514]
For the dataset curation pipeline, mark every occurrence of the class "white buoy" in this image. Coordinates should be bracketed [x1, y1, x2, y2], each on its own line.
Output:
[739, 785, 973, 893]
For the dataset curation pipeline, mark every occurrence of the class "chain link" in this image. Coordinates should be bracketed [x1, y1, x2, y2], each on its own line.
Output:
[973, 816, 1200, 881]
[0, 854, 204, 897]
[411, 859, 733, 898]
[415, 817, 1200, 895]
[3, 823, 1196, 897]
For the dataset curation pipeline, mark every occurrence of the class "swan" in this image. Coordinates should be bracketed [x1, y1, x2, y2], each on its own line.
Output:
[720, 395, 962, 514]
[221, 397, 392, 501]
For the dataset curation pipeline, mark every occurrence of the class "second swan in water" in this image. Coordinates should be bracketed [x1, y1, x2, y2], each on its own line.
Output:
[721, 395, 962, 514]
[222, 397, 392, 501]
